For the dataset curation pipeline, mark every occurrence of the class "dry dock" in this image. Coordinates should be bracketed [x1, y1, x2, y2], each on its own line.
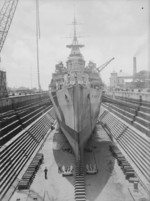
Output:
[9, 123, 149, 201]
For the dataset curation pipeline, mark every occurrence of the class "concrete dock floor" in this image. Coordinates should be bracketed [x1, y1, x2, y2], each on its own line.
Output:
[10, 124, 149, 201]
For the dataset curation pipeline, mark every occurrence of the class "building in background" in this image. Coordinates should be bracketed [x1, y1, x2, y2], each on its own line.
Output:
[0, 70, 8, 98]
[109, 70, 132, 89]
[109, 57, 150, 92]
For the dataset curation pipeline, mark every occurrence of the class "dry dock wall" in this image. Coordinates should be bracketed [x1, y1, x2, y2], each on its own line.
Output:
[106, 91, 150, 102]
[0, 108, 56, 201]
[99, 107, 150, 195]
[0, 92, 50, 113]
[102, 95, 150, 136]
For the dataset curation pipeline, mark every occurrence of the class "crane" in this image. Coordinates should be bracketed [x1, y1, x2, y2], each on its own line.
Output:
[0, 0, 19, 98]
[0, 0, 19, 53]
[97, 57, 115, 73]
[0, 0, 41, 92]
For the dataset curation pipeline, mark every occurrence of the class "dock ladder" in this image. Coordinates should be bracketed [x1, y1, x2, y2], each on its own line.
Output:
[74, 160, 86, 201]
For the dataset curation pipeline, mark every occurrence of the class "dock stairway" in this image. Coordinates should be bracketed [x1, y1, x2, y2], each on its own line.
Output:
[0, 107, 56, 201]
[102, 95, 150, 136]
[74, 160, 86, 201]
[100, 108, 150, 194]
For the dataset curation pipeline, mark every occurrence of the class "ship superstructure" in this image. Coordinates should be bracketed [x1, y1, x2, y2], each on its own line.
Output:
[49, 18, 103, 158]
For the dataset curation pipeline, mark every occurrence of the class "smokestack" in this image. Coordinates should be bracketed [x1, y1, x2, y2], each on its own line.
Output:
[133, 57, 137, 80]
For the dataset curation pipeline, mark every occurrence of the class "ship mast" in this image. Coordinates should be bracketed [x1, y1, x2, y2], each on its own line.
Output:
[66, 17, 84, 56]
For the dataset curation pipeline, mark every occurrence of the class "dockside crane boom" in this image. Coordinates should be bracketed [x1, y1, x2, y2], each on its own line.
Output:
[97, 57, 115, 73]
[0, 0, 19, 53]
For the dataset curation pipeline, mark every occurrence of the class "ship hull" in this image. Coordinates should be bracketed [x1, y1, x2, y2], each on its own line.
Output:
[49, 84, 102, 158]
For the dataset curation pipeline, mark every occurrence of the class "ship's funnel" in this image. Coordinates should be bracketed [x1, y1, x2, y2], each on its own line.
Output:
[133, 57, 137, 80]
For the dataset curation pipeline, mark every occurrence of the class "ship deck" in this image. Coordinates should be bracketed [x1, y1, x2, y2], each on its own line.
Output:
[10, 124, 148, 201]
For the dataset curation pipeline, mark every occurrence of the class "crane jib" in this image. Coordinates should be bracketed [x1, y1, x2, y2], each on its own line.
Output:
[0, 0, 19, 53]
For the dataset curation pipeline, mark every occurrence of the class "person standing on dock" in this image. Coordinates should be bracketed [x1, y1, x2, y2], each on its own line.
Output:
[44, 167, 48, 179]
[58, 163, 62, 173]
[51, 123, 55, 130]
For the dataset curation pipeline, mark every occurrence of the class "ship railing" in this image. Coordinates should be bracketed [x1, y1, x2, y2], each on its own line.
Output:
[66, 80, 88, 85]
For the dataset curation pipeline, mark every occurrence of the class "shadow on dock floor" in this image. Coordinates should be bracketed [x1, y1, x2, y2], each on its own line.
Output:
[9, 124, 149, 201]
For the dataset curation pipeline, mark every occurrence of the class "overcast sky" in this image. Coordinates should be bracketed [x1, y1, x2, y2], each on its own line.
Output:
[0, 0, 149, 90]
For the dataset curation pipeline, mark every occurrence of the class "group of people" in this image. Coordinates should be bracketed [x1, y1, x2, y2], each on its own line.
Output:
[58, 164, 73, 176]
[62, 147, 73, 154]
[86, 164, 97, 174]
[44, 163, 97, 179]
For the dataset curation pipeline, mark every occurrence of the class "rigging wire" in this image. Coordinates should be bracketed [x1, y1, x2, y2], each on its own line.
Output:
[36, 0, 40, 39]
[36, 0, 41, 91]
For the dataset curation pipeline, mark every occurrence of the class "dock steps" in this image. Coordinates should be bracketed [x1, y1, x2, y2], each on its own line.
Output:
[100, 108, 150, 193]
[74, 160, 86, 201]
[0, 108, 56, 201]
[102, 95, 150, 136]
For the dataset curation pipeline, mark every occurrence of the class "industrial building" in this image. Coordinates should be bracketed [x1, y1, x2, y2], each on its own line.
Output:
[109, 57, 150, 91]
[0, 69, 8, 98]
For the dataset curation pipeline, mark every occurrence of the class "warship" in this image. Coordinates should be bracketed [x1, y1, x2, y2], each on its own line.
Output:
[49, 18, 103, 159]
